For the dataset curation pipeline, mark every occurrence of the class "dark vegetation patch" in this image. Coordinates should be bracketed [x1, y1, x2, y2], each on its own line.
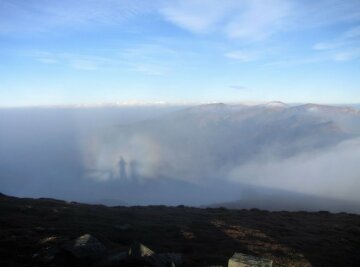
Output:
[0, 193, 360, 266]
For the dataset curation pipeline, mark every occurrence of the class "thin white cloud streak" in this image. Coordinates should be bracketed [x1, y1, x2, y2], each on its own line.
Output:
[264, 56, 327, 68]
[0, 0, 154, 33]
[129, 64, 169, 76]
[160, 0, 360, 41]
[265, 50, 360, 67]
[225, 50, 260, 62]
[28, 44, 177, 74]
[229, 85, 248, 90]
[1, 0, 360, 40]
[294, 0, 360, 29]
[224, 0, 292, 40]
[314, 25, 360, 51]
[332, 49, 360, 62]
[3, 0, 360, 73]
[159, 0, 360, 64]
[70, 60, 99, 71]
[37, 58, 58, 64]
[313, 24, 360, 62]
[116, 43, 183, 75]
[343, 25, 360, 39]
[228, 138, 360, 202]
[31, 52, 117, 71]
[160, 0, 292, 41]
[224, 44, 281, 62]
[160, 0, 229, 33]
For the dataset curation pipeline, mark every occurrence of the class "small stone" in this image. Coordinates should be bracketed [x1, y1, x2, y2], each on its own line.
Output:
[228, 253, 272, 267]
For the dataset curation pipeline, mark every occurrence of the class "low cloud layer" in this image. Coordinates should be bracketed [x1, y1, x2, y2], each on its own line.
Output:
[1, 104, 360, 211]
[229, 138, 360, 202]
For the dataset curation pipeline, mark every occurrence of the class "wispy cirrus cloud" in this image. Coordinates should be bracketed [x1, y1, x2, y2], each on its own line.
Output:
[295, 0, 360, 28]
[332, 49, 360, 62]
[160, 0, 292, 41]
[0, 0, 154, 33]
[28, 42, 178, 75]
[225, 50, 261, 62]
[2, 0, 360, 44]
[314, 25, 360, 51]
[129, 63, 170, 76]
[265, 56, 325, 68]
[119, 43, 180, 75]
[70, 59, 99, 71]
[224, 0, 292, 40]
[229, 85, 248, 90]
[313, 24, 360, 61]
[343, 25, 360, 39]
[37, 58, 58, 64]
[159, 0, 228, 34]
[159, 0, 360, 65]
[31, 51, 116, 71]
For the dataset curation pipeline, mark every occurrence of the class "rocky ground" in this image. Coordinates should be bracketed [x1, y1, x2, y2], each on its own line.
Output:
[1, 193, 360, 266]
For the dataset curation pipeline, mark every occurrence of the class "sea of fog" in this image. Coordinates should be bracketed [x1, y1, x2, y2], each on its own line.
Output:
[1, 104, 360, 213]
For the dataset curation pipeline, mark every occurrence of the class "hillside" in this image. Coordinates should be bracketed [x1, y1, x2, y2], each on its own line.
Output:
[1, 193, 360, 266]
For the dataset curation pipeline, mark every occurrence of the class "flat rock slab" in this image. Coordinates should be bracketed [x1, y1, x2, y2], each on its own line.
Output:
[228, 253, 272, 267]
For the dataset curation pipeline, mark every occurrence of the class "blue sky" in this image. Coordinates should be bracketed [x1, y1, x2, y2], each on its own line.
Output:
[0, 0, 360, 106]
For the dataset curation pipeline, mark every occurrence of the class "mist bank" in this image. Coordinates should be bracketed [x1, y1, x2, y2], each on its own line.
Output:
[0, 106, 187, 201]
[229, 137, 360, 202]
[1, 103, 360, 212]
